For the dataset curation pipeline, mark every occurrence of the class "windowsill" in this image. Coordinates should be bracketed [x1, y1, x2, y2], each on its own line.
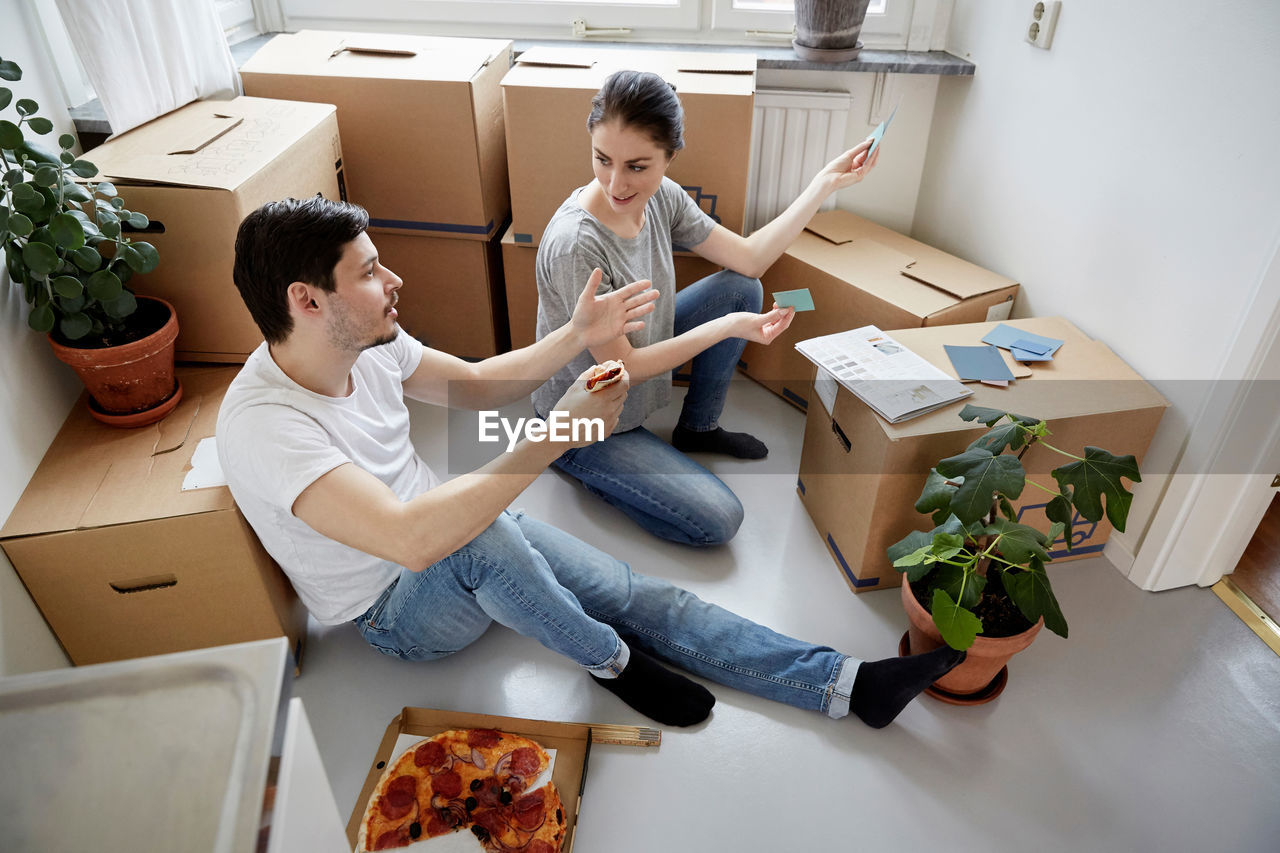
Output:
[70, 33, 973, 139]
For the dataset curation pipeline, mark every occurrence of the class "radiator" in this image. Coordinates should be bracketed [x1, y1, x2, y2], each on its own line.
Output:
[746, 88, 853, 234]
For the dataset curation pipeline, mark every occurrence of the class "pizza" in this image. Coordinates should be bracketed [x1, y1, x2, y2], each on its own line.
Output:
[584, 360, 625, 392]
[357, 728, 567, 853]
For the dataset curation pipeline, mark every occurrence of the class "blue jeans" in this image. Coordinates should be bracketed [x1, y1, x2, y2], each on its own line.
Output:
[354, 511, 857, 717]
[551, 270, 763, 546]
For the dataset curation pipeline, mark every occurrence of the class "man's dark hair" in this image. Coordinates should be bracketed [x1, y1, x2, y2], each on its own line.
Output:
[232, 196, 370, 344]
[587, 70, 685, 157]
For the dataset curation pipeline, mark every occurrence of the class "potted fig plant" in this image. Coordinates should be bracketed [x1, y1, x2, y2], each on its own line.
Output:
[888, 404, 1142, 703]
[1, 54, 178, 428]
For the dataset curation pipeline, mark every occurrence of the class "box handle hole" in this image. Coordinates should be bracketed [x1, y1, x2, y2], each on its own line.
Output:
[109, 573, 178, 594]
[831, 419, 852, 453]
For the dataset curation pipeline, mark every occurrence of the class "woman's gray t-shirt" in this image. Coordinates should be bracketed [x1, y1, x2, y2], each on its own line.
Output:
[532, 177, 716, 432]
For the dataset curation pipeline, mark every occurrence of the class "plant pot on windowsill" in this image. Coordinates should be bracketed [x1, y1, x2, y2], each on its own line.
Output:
[793, 0, 871, 63]
[47, 295, 181, 428]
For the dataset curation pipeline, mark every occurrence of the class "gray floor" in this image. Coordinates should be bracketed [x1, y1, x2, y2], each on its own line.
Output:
[292, 378, 1280, 852]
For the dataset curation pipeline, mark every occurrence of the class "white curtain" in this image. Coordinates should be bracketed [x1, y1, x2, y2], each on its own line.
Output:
[54, 0, 241, 136]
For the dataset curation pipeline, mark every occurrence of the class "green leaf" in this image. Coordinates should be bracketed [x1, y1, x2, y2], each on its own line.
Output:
[15, 98, 38, 116]
[49, 212, 85, 250]
[983, 518, 1050, 565]
[889, 529, 936, 581]
[0, 88, 10, 111]
[86, 268, 123, 301]
[21, 240, 59, 275]
[0, 61, 22, 82]
[0, 119, 22, 149]
[100, 218, 121, 239]
[58, 133, 76, 150]
[70, 244, 101, 271]
[64, 182, 92, 203]
[931, 563, 986, 609]
[8, 211, 33, 236]
[1002, 559, 1068, 638]
[32, 164, 57, 187]
[998, 494, 1017, 521]
[59, 312, 93, 340]
[968, 419, 1036, 455]
[26, 117, 52, 135]
[11, 181, 41, 212]
[914, 468, 960, 515]
[57, 291, 86, 314]
[111, 196, 125, 209]
[130, 240, 159, 273]
[1052, 447, 1141, 531]
[69, 159, 98, 178]
[95, 181, 117, 197]
[936, 448, 1026, 525]
[958, 404, 1008, 426]
[51, 275, 83, 298]
[931, 588, 983, 650]
[59, 150, 74, 164]
[28, 302, 55, 333]
[3, 167, 22, 185]
[102, 290, 137, 320]
[125, 211, 149, 229]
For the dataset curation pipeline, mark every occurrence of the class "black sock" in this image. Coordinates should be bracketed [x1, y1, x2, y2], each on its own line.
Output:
[850, 646, 966, 729]
[671, 424, 768, 459]
[591, 647, 715, 727]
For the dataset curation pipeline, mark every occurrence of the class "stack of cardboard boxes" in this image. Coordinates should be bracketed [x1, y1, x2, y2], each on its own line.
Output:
[498, 46, 755, 349]
[241, 30, 514, 358]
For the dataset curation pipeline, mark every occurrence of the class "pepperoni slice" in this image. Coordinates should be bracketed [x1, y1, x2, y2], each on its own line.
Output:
[508, 746, 541, 778]
[414, 741, 445, 767]
[512, 789, 546, 830]
[424, 814, 455, 838]
[373, 828, 408, 850]
[474, 808, 508, 836]
[467, 729, 502, 749]
[379, 775, 417, 819]
[431, 768, 463, 799]
[473, 776, 504, 808]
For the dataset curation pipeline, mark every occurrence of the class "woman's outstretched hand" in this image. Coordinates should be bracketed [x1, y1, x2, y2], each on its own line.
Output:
[817, 137, 881, 193]
[571, 268, 659, 349]
[729, 303, 797, 346]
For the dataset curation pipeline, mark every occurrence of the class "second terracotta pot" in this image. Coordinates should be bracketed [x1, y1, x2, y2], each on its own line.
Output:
[901, 574, 1043, 698]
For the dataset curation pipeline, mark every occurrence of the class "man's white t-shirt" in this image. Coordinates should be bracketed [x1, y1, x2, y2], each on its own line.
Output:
[216, 328, 433, 625]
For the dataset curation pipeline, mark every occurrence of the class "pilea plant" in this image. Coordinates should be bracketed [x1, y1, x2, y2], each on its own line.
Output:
[888, 404, 1142, 650]
[1, 55, 159, 345]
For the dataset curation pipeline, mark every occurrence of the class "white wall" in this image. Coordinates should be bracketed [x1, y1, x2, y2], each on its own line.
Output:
[911, 1, 1280, 559]
[0, 0, 78, 674]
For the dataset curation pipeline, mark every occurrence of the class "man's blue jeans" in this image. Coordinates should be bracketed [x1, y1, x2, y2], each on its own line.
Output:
[551, 270, 764, 546]
[354, 510, 858, 718]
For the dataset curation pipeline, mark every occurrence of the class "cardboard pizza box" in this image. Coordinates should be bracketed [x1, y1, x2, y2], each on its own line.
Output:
[348, 707, 660, 852]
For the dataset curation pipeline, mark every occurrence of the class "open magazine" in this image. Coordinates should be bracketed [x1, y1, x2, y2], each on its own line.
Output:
[794, 325, 971, 423]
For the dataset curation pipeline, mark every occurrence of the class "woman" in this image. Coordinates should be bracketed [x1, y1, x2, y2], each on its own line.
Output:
[533, 70, 879, 546]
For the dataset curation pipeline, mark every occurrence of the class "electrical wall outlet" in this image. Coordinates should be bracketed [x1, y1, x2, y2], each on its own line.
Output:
[1026, 1, 1061, 49]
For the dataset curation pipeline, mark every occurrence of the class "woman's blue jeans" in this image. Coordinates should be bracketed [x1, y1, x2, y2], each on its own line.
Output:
[354, 510, 857, 718]
[551, 270, 764, 546]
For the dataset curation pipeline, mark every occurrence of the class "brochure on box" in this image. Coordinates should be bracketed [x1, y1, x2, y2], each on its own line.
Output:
[795, 326, 971, 423]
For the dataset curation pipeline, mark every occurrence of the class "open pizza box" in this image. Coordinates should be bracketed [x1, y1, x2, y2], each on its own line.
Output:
[347, 707, 660, 852]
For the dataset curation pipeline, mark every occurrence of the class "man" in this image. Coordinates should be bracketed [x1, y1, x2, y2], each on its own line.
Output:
[217, 196, 964, 729]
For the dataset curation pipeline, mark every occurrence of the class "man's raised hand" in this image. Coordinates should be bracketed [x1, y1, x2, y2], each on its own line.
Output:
[571, 268, 659, 349]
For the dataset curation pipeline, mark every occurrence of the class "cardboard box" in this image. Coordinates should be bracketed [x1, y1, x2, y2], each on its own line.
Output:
[1, 367, 306, 665]
[742, 210, 1021, 411]
[796, 317, 1168, 594]
[370, 228, 508, 358]
[84, 96, 344, 362]
[502, 47, 755, 245]
[348, 707, 652, 852]
[499, 223, 721, 352]
[242, 31, 511, 240]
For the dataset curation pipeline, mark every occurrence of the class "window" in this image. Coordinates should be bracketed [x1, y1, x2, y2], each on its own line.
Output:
[273, 0, 941, 50]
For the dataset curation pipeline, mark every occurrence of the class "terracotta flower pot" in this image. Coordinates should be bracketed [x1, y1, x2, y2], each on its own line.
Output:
[900, 574, 1043, 702]
[47, 296, 181, 428]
